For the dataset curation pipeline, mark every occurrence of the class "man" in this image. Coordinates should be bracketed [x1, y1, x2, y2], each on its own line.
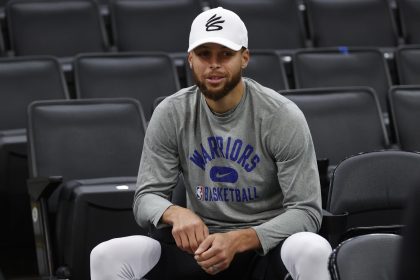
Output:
[91, 7, 332, 280]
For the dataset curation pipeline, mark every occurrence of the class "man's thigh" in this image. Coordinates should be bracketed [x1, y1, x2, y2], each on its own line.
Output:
[145, 241, 288, 280]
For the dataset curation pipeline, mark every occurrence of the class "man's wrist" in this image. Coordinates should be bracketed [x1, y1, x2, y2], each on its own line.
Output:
[227, 228, 261, 253]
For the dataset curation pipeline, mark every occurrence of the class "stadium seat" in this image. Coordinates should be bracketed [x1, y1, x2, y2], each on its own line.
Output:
[293, 48, 393, 116]
[110, 0, 202, 53]
[395, 45, 420, 85]
[283, 87, 389, 208]
[329, 233, 401, 280]
[325, 150, 420, 246]
[389, 86, 420, 152]
[6, 0, 109, 57]
[0, 56, 68, 277]
[283, 87, 389, 168]
[27, 98, 147, 279]
[397, 0, 420, 44]
[213, 0, 307, 50]
[74, 52, 180, 120]
[305, 0, 399, 47]
[186, 50, 289, 90]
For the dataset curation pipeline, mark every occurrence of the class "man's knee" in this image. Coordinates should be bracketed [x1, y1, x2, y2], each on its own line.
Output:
[280, 232, 332, 280]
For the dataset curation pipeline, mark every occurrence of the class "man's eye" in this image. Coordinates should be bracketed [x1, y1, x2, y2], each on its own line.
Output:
[223, 51, 234, 56]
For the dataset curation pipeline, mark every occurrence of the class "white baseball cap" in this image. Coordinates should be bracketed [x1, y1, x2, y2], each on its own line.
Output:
[188, 7, 248, 52]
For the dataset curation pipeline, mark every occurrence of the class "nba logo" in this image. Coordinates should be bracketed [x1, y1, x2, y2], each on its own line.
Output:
[196, 186, 204, 200]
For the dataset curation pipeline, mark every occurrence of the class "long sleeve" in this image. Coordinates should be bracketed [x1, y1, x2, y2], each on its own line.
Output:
[133, 99, 180, 229]
[252, 102, 322, 255]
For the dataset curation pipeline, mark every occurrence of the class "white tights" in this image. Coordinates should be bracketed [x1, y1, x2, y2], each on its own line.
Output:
[90, 232, 332, 280]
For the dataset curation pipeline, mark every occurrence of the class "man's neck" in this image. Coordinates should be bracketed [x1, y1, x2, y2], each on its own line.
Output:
[204, 79, 245, 114]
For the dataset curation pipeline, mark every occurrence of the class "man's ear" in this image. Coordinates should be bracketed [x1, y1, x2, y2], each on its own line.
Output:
[241, 49, 250, 69]
[188, 52, 193, 69]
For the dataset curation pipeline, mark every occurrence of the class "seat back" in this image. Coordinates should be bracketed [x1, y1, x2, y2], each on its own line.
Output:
[74, 52, 180, 120]
[306, 0, 398, 47]
[329, 233, 401, 280]
[328, 150, 420, 233]
[28, 98, 147, 180]
[110, 0, 202, 52]
[0, 57, 68, 276]
[214, 0, 307, 49]
[396, 45, 420, 85]
[397, 0, 420, 44]
[293, 48, 392, 114]
[27, 98, 147, 279]
[7, 0, 109, 57]
[389, 86, 420, 152]
[283, 87, 389, 167]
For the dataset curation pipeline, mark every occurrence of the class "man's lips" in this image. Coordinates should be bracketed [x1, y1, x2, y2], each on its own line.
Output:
[206, 75, 225, 84]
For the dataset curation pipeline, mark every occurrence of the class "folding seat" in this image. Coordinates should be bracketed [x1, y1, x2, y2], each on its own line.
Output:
[397, 0, 420, 44]
[325, 150, 420, 247]
[186, 50, 289, 90]
[0, 56, 69, 277]
[213, 0, 307, 50]
[283, 87, 389, 168]
[6, 0, 109, 58]
[389, 86, 420, 152]
[110, 0, 202, 53]
[305, 0, 399, 48]
[74, 52, 180, 120]
[27, 98, 148, 279]
[329, 233, 402, 280]
[293, 48, 393, 117]
[395, 45, 420, 85]
[282, 87, 390, 207]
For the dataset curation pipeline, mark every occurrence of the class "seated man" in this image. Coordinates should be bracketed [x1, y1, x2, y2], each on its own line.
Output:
[91, 7, 332, 280]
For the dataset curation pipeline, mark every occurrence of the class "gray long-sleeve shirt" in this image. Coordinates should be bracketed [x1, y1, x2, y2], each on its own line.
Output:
[134, 78, 322, 255]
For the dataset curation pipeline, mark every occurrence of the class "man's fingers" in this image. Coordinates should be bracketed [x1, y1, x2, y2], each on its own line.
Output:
[194, 235, 214, 256]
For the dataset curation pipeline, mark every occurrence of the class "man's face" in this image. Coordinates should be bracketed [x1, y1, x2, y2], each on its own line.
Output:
[188, 43, 249, 101]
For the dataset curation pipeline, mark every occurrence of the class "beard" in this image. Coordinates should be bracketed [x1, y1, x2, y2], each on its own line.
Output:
[192, 67, 242, 102]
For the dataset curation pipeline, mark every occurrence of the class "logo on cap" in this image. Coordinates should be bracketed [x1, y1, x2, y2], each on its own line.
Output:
[206, 14, 224, 31]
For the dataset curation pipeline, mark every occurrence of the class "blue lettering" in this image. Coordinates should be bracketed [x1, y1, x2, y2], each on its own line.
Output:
[201, 144, 212, 164]
[207, 137, 220, 159]
[242, 189, 249, 202]
[216, 136, 225, 157]
[235, 189, 241, 201]
[245, 155, 260, 172]
[189, 150, 206, 171]
[223, 188, 229, 201]
[225, 137, 232, 159]
[237, 144, 254, 167]
[229, 139, 242, 161]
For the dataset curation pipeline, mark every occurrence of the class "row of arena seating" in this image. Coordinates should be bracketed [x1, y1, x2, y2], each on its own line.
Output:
[5, 97, 419, 279]
[0, 0, 419, 57]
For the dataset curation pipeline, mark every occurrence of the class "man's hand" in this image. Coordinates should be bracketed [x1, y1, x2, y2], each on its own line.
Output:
[161, 205, 209, 254]
[194, 228, 261, 275]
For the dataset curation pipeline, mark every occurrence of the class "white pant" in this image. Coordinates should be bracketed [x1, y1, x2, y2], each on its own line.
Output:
[90, 232, 332, 280]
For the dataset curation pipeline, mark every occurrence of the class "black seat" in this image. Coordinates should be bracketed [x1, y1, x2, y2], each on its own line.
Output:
[0, 56, 68, 278]
[325, 150, 420, 246]
[213, 0, 307, 50]
[293, 48, 393, 117]
[305, 0, 399, 47]
[6, 0, 109, 57]
[27, 98, 147, 279]
[74, 52, 180, 120]
[397, 0, 420, 44]
[329, 233, 401, 280]
[395, 45, 420, 85]
[283, 87, 389, 169]
[283, 87, 389, 208]
[110, 0, 202, 53]
[389, 86, 420, 152]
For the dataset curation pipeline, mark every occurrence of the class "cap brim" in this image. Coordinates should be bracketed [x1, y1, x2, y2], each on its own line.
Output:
[188, 37, 242, 52]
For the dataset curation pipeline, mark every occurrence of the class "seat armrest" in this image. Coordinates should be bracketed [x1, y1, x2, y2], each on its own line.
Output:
[320, 210, 348, 248]
[27, 176, 63, 201]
